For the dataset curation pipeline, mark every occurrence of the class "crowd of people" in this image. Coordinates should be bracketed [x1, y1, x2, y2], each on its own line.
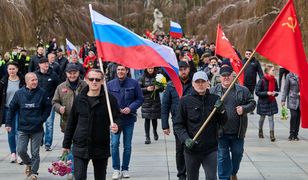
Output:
[0, 35, 302, 180]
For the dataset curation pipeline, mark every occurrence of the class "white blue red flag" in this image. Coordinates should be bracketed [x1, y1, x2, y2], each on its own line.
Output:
[65, 38, 77, 56]
[170, 21, 183, 38]
[89, 5, 183, 96]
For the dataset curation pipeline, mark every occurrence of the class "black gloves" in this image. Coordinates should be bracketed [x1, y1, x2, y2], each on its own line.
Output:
[214, 99, 225, 114]
[185, 138, 195, 149]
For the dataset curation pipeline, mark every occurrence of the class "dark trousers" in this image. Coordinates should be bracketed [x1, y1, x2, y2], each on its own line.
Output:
[244, 84, 256, 97]
[184, 151, 217, 180]
[290, 108, 301, 137]
[74, 156, 108, 180]
[144, 118, 157, 137]
[175, 133, 186, 179]
[278, 67, 289, 91]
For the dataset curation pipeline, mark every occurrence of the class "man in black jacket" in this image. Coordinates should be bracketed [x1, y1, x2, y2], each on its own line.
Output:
[63, 69, 120, 180]
[6, 72, 51, 180]
[35, 57, 60, 151]
[161, 61, 192, 180]
[210, 65, 256, 180]
[28, 45, 45, 72]
[174, 71, 227, 180]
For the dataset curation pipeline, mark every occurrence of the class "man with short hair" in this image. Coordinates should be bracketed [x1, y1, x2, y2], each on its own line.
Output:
[63, 69, 120, 180]
[161, 61, 193, 180]
[29, 45, 45, 72]
[35, 57, 60, 151]
[210, 65, 256, 180]
[56, 48, 69, 82]
[107, 64, 144, 179]
[174, 71, 226, 180]
[6, 72, 51, 180]
[48, 53, 61, 76]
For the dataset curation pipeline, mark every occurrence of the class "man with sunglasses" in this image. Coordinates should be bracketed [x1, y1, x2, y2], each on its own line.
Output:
[107, 64, 144, 179]
[210, 65, 256, 180]
[242, 49, 263, 113]
[62, 69, 120, 180]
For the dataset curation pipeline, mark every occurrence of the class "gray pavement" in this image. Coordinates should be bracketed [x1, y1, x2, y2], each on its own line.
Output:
[1, 104, 308, 179]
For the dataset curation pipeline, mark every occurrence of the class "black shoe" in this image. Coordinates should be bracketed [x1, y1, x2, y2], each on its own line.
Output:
[154, 134, 159, 141]
[45, 146, 52, 151]
[288, 135, 294, 141]
[145, 137, 151, 144]
[294, 136, 299, 141]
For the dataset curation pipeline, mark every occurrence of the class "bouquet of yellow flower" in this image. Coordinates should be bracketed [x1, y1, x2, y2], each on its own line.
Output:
[281, 106, 288, 120]
[151, 73, 167, 99]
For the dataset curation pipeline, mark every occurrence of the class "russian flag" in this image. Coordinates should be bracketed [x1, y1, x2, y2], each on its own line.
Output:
[170, 21, 183, 39]
[66, 38, 77, 56]
[89, 5, 183, 96]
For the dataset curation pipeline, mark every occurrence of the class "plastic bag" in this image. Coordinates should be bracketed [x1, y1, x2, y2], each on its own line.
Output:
[281, 106, 288, 120]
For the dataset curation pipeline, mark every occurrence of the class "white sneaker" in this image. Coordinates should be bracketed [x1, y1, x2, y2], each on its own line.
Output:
[112, 170, 121, 179]
[122, 170, 130, 178]
[17, 155, 23, 165]
[10, 153, 17, 163]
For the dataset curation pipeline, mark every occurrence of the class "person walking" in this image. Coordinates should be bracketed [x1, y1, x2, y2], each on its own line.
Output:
[161, 61, 193, 180]
[62, 69, 120, 180]
[5, 72, 51, 180]
[210, 65, 256, 180]
[255, 64, 279, 142]
[0, 62, 25, 164]
[107, 64, 144, 179]
[138, 68, 163, 144]
[174, 71, 227, 180]
[281, 72, 301, 141]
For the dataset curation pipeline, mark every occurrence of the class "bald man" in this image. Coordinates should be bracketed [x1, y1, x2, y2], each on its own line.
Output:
[6, 72, 51, 180]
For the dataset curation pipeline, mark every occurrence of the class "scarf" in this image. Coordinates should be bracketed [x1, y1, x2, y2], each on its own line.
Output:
[264, 74, 276, 102]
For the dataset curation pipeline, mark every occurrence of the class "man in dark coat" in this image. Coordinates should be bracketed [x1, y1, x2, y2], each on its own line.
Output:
[62, 69, 120, 180]
[6, 72, 51, 179]
[161, 61, 193, 180]
[56, 48, 69, 82]
[28, 45, 45, 72]
[174, 71, 227, 180]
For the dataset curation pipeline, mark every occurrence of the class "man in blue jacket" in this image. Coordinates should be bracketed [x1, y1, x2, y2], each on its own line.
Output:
[6, 72, 51, 180]
[107, 64, 144, 179]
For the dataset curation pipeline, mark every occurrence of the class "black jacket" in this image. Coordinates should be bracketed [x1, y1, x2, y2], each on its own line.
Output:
[6, 86, 51, 133]
[139, 72, 162, 119]
[210, 84, 256, 138]
[161, 79, 193, 130]
[0, 74, 25, 124]
[35, 68, 60, 104]
[62, 86, 121, 159]
[174, 90, 227, 154]
[242, 57, 264, 86]
[28, 54, 44, 72]
[255, 77, 279, 116]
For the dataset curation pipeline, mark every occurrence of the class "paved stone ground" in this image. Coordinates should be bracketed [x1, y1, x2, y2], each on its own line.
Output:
[1, 95, 308, 180]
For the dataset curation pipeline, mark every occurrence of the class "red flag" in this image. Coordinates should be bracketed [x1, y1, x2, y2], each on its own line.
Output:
[255, 0, 308, 127]
[145, 29, 156, 40]
[215, 24, 244, 85]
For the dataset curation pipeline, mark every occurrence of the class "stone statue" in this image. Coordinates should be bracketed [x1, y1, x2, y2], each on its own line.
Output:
[152, 8, 164, 35]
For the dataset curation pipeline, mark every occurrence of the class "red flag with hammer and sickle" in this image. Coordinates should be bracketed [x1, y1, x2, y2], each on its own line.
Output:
[255, 0, 308, 128]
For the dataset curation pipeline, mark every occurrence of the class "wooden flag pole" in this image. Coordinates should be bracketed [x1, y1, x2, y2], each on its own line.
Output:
[193, 50, 256, 141]
[98, 58, 114, 125]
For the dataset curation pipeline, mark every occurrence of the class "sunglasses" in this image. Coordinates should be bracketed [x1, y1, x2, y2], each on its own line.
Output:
[88, 78, 102, 82]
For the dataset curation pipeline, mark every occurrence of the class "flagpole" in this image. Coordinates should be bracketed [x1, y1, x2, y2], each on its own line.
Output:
[98, 58, 115, 125]
[193, 50, 256, 141]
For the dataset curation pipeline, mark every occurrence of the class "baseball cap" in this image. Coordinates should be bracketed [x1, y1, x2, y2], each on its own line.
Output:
[178, 61, 189, 68]
[193, 71, 208, 82]
[219, 65, 233, 76]
[65, 64, 79, 72]
[38, 57, 48, 64]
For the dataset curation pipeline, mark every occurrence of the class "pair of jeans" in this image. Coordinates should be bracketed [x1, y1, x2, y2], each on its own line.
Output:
[17, 130, 43, 175]
[218, 134, 244, 180]
[4, 107, 19, 154]
[44, 108, 55, 147]
[184, 150, 217, 180]
[111, 123, 135, 171]
[74, 156, 108, 180]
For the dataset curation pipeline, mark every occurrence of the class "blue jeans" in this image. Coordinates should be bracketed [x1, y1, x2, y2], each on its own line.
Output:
[111, 123, 135, 171]
[218, 134, 244, 180]
[44, 108, 55, 147]
[4, 107, 19, 154]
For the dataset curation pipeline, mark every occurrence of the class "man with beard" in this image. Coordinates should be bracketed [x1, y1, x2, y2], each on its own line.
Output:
[29, 45, 45, 72]
[161, 61, 193, 180]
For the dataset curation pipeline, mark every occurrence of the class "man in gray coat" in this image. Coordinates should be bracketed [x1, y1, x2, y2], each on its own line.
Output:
[210, 65, 256, 180]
